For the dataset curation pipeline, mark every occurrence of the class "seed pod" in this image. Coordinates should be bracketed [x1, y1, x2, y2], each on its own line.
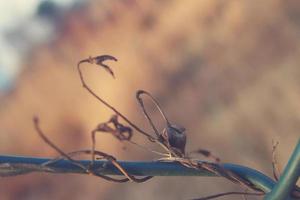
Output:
[162, 124, 186, 155]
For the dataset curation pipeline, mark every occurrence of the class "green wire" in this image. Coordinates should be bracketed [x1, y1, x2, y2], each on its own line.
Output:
[0, 155, 275, 193]
[1, 139, 299, 199]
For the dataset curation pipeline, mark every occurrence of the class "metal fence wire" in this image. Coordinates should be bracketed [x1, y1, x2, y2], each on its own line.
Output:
[0, 139, 299, 200]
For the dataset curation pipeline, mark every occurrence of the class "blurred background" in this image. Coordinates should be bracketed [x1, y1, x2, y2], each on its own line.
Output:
[0, 0, 300, 199]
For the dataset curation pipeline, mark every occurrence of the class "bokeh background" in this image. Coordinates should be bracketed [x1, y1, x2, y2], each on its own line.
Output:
[0, 0, 300, 199]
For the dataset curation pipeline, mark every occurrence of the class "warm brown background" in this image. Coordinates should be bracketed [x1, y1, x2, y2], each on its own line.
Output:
[0, 0, 300, 199]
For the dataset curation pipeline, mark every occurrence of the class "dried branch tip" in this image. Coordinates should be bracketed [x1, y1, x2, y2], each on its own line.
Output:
[83, 55, 118, 78]
[162, 124, 187, 156]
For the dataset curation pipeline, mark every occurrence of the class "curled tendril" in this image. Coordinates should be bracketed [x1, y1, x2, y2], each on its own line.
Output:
[33, 116, 152, 183]
[77, 55, 156, 141]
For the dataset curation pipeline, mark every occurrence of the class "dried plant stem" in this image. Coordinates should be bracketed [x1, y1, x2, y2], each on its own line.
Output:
[33, 117, 152, 183]
[77, 58, 155, 141]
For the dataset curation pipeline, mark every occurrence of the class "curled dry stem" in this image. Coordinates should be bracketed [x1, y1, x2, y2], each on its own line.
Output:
[32, 54, 283, 199]
[91, 115, 132, 165]
[77, 55, 155, 142]
[33, 116, 152, 183]
[76, 55, 268, 198]
[77, 55, 178, 160]
[271, 140, 280, 181]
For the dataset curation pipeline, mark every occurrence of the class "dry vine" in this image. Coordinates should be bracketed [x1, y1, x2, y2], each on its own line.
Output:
[32, 55, 272, 199]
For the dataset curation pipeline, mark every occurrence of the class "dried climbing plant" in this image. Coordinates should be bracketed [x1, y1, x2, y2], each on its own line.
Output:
[33, 54, 274, 199]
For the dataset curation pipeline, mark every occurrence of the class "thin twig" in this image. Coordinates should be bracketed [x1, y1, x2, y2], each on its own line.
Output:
[34, 117, 152, 183]
[77, 56, 155, 141]
[271, 140, 280, 181]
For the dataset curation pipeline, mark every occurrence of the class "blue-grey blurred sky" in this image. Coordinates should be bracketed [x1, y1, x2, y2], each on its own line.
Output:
[0, 0, 77, 91]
